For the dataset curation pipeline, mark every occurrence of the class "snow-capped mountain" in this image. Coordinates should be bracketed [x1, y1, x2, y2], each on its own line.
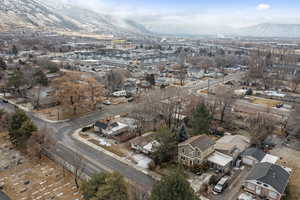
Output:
[0, 0, 151, 36]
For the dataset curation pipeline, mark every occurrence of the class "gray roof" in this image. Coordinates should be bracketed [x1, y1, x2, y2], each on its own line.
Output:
[95, 121, 108, 130]
[179, 135, 215, 151]
[241, 147, 266, 161]
[246, 162, 290, 194]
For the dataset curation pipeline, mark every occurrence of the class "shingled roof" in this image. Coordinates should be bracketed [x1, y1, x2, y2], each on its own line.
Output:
[241, 147, 266, 161]
[179, 135, 215, 151]
[246, 162, 290, 194]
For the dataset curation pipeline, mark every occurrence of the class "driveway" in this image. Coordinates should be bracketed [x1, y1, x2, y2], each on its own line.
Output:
[209, 167, 252, 200]
[0, 73, 245, 194]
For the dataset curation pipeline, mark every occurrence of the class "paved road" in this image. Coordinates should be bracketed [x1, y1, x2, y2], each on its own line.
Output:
[0, 191, 11, 200]
[0, 72, 246, 193]
[0, 101, 155, 192]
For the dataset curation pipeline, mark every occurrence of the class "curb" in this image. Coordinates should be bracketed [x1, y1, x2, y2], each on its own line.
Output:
[0, 96, 70, 123]
[72, 128, 161, 181]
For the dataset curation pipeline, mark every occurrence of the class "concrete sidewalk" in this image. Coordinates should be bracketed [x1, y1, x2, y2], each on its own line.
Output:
[72, 129, 161, 181]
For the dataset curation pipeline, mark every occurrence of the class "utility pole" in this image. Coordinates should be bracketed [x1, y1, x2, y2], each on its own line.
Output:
[208, 79, 210, 95]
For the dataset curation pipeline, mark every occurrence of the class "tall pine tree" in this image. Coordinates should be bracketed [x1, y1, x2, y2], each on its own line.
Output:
[81, 172, 128, 200]
[190, 103, 211, 135]
[150, 170, 198, 200]
[8, 109, 37, 148]
[177, 122, 189, 142]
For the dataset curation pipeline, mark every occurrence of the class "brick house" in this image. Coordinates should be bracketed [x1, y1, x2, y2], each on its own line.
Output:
[178, 135, 215, 167]
[243, 162, 290, 200]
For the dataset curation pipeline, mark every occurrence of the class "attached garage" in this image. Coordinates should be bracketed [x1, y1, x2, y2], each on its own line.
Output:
[242, 156, 256, 166]
[241, 147, 266, 166]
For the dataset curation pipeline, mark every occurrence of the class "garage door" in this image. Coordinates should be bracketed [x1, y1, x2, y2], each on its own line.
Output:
[243, 157, 254, 166]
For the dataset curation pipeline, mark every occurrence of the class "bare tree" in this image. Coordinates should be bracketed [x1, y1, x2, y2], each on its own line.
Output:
[105, 69, 127, 94]
[54, 73, 103, 115]
[286, 105, 300, 139]
[184, 95, 204, 118]
[291, 73, 300, 92]
[158, 88, 187, 128]
[133, 87, 187, 130]
[189, 56, 216, 73]
[215, 86, 236, 123]
[26, 128, 56, 160]
[69, 152, 86, 189]
[247, 113, 275, 147]
[0, 109, 10, 131]
[86, 77, 104, 110]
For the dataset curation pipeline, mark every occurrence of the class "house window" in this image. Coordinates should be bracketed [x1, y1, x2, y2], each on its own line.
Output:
[269, 191, 278, 199]
[182, 148, 185, 153]
[247, 183, 255, 191]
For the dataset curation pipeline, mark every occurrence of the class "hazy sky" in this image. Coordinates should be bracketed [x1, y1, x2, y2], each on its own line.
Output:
[58, 0, 300, 33]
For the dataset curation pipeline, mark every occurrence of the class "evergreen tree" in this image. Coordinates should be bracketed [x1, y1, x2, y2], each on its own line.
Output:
[8, 109, 37, 148]
[34, 70, 48, 86]
[190, 103, 211, 135]
[81, 172, 128, 200]
[150, 170, 198, 200]
[151, 128, 178, 165]
[8, 70, 27, 91]
[177, 122, 189, 142]
[0, 57, 7, 70]
[12, 45, 18, 56]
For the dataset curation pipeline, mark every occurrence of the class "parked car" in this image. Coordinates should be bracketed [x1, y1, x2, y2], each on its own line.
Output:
[127, 97, 134, 102]
[238, 192, 256, 200]
[103, 100, 112, 105]
[213, 176, 230, 193]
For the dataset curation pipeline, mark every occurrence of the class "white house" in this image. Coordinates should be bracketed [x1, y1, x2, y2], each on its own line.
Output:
[113, 90, 127, 97]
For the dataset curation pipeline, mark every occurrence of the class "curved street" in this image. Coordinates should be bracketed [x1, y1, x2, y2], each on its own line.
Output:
[0, 72, 247, 193]
[0, 191, 11, 200]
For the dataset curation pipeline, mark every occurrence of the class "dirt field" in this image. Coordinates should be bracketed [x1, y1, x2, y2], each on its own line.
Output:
[0, 132, 82, 200]
[271, 146, 300, 200]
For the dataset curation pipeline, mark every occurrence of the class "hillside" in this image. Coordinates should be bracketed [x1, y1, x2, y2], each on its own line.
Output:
[0, 0, 151, 36]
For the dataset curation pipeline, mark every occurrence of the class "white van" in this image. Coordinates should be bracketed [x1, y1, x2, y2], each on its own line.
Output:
[213, 176, 230, 193]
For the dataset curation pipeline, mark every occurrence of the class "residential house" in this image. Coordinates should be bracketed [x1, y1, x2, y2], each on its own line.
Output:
[215, 135, 250, 163]
[94, 121, 128, 136]
[130, 133, 160, 154]
[178, 135, 215, 167]
[207, 151, 233, 173]
[243, 162, 290, 200]
[241, 147, 266, 166]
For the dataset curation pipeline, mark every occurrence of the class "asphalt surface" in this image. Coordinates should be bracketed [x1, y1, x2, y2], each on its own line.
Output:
[0, 72, 252, 193]
[0, 101, 156, 192]
[0, 191, 11, 200]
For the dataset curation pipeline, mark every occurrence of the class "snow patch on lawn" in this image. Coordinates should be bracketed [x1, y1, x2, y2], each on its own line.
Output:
[132, 154, 152, 169]
[99, 138, 111, 147]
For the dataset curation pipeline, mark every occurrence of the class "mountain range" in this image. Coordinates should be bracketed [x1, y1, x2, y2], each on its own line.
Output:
[0, 0, 151, 36]
[0, 0, 299, 38]
[237, 23, 300, 38]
